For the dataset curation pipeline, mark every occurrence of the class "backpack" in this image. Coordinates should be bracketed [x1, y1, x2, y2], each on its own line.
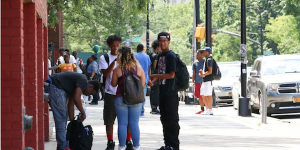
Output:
[66, 116, 93, 150]
[212, 59, 222, 80]
[174, 53, 190, 91]
[102, 53, 109, 84]
[122, 66, 145, 105]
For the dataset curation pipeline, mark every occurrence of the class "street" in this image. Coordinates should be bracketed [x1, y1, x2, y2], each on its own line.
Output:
[45, 96, 300, 150]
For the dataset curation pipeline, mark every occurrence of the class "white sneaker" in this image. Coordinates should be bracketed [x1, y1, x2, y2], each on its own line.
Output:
[209, 109, 214, 115]
[202, 110, 208, 115]
[133, 146, 140, 150]
[119, 145, 126, 150]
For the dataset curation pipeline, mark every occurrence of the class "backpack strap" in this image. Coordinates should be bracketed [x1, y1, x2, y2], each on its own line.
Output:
[104, 53, 109, 65]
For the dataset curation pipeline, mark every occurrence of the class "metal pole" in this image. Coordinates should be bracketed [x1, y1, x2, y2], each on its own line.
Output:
[261, 84, 268, 123]
[238, 0, 251, 117]
[259, 6, 263, 55]
[205, 0, 212, 48]
[146, 3, 150, 54]
[192, 0, 196, 62]
[195, 0, 201, 51]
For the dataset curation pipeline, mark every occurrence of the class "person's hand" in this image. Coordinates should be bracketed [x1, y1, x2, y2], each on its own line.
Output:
[89, 78, 92, 81]
[199, 69, 205, 77]
[80, 113, 86, 122]
[150, 74, 156, 81]
[148, 80, 154, 87]
[192, 83, 195, 87]
[53, 66, 58, 69]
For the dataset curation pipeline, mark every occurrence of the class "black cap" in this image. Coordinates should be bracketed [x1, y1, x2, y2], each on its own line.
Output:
[199, 47, 212, 53]
[137, 44, 144, 51]
[158, 32, 170, 40]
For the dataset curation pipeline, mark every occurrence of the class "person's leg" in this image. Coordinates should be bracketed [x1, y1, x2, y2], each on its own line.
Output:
[100, 82, 105, 100]
[205, 81, 213, 109]
[195, 83, 204, 114]
[162, 94, 180, 150]
[114, 96, 129, 147]
[128, 102, 142, 147]
[141, 85, 147, 114]
[159, 96, 168, 146]
[103, 93, 117, 145]
[91, 91, 99, 104]
[48, 84, 69, 150]
[207, 96, 213, 109]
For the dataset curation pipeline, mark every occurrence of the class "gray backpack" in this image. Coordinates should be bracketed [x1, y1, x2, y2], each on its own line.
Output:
[122, 66, 145, 105]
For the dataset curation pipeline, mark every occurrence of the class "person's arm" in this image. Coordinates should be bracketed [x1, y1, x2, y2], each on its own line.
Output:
[151, 71, 175, 80]
[101, 59, 117, 78]
[68, 87, 86, 121]
[57, 64, 62, 73]
[153, 60, 157, 72]
[111, 68, 119, 87]
[138, 65, 146, 87]
[49, 66, 58, 70]
[73, 64, 77, 72]
[200, 59, 213, 77]
[148, 65, 151, 79]
[90, 70, 95, 80]
[192, 70, 196, 83]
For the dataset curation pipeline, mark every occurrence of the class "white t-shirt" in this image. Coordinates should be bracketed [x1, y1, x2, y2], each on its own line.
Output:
[48, 59, 52, 76]
[57, 55, 76, 64]
[99, 52, 118, 95]
[76, 58, 83, 74]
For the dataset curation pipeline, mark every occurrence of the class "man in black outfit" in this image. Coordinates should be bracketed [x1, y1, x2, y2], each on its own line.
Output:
[149, 40, 161, 114]
[149, 32, 180, 150]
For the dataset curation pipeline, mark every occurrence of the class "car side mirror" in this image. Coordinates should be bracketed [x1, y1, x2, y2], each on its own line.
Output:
[250, 71, 259, 77]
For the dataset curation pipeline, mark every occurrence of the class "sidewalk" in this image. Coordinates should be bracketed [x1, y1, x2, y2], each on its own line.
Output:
[45, 97, 300, 150]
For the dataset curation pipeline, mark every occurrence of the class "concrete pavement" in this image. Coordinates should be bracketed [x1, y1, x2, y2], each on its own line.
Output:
[45, 97, 300, 150]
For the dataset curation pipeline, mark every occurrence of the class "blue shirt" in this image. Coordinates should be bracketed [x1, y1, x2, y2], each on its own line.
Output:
[193, 59, 205, 83]
[87, 61, 98, 74]
[134, 52, 152, 84]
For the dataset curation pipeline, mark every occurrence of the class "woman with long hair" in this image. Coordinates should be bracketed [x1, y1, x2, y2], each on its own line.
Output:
[87, 55, 100, 105]
[111, 47, 145, 150]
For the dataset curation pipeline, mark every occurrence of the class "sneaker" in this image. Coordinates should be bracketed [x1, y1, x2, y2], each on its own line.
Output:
[195, 110, 204, 114]
[119, 145, 126, 150]
[151, 109, 160, 114]
[89, 102, 98, 105]
[157, 146, 166, 150]
[157, 146, 175, 150]
[140, 112, 144, 117]
[125, 140, 134, 150]
[133, 146, 140, 150]
[209, 109, 214, 115]
[105, 140, 115, 150]
[202, 110, 208, 115]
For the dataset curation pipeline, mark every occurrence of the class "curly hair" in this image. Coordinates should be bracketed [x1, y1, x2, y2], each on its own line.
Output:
[106, 35, 122, 45]
[117, 46, 139, 71]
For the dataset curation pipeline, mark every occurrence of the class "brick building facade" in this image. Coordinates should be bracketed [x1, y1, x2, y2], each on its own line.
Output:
[1, 0, 62, 149]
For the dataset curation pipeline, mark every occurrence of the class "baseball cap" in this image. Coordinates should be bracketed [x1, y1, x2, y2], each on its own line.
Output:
[199, 47, 212, 53]
[63, 52, 70, 56]
[157, 32, 170, 40]
[137, 44, 144, 51]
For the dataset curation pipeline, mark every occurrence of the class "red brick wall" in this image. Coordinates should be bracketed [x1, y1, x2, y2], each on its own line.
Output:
[1, 0, 25, 149]
[44, 27, 50, 142]
[24, 3, 39, 149]
[37, 18, 45, 150]
[36, 0, 48, 26]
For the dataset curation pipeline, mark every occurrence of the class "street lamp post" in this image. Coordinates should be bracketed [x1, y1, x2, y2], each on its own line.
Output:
[146, 2, 154, 54]
[227, 5, 264, 55]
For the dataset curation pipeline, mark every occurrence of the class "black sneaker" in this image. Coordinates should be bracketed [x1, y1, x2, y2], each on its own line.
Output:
[89, 102, 98, 105]
[125, 140, 134, 150]
[151, 109, 160, 114]
[157, 146, 165, 150]
[105, 140, 115, 150]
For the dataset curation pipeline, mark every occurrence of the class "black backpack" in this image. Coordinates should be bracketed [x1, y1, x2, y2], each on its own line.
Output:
[212, 59, 222, 80]
[174, 53, 189, 91]
[66, 116, 93, 150]
[122, 66, 145, 105]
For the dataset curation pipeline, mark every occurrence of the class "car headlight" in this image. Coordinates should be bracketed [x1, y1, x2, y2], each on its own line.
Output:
[267, 84, 279, 91]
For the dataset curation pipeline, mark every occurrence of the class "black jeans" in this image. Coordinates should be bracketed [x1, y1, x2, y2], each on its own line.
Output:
[159, 94, 180, 150]
[150, 84, 159, 108]
[99, 82, 105, 99]
[88, 74, 100, 104]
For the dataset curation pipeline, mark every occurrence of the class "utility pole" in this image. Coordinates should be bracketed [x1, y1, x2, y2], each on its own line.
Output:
[239, 0, 251, 116]
[193, 0, 201, 62]
[259, 6, 263, 55]
[205, 0, 212, 48]
[195, 0, 201, 50]
[146, 3, 150, 54]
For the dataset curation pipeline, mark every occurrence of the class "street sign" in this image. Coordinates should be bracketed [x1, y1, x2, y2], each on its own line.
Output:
[125, 40, 130, 47]
[132, 37, 141, 42]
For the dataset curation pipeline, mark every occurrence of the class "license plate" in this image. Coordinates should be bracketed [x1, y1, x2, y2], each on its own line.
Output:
[293, 97, 300, 103]
[229, 93, 233, 97]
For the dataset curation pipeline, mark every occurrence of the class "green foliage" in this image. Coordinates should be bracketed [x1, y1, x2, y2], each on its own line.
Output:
[265, 15, 300, 54]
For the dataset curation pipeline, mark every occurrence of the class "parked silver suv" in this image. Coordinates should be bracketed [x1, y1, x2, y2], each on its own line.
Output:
[248, 54, 300, 115]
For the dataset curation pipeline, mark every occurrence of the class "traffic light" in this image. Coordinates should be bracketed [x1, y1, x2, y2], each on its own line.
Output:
[211, 34, 214, 43]
[195, 24, 205, 42]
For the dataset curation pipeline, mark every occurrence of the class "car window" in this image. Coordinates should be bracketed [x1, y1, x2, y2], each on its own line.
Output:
[262, 59, 300, 75]
[253, 61, 258, 71]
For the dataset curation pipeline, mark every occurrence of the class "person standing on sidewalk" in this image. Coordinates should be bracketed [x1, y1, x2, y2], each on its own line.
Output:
[48, 49, 58, 76]
[148, 32, 180, 150]
[193, 50, 205, 114]
[87, 55, 100, 105]
[99, 35, 133, 150]
[199, 47, 214, 115]
[57, 52, 77, 73]
[111, 46, 145, 150]
[149, 40, 161, 114]
[44, 71, 99, 150]
[134, 44, 151, 116]
[73, 51, 84, 74]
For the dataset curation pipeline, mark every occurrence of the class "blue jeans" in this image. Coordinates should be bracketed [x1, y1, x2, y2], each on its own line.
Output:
[114, 96, 142, 147]
[48, 84, 69, 150]
[141, 85, 147, 113]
